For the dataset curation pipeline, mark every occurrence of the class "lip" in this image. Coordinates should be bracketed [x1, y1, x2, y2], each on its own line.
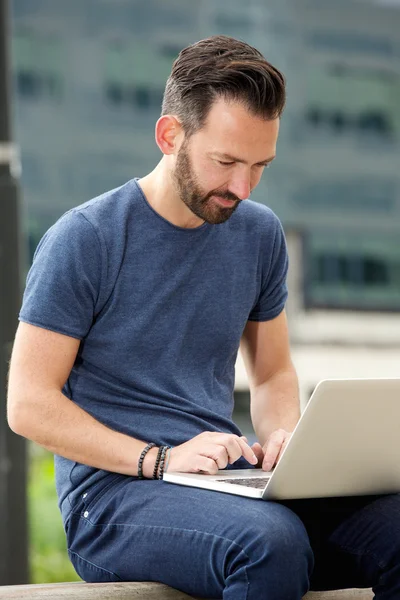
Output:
[213, 196, 236, 208]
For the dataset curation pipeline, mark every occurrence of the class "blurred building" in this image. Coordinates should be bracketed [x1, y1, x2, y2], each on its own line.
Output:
[10, 0, 400, 434]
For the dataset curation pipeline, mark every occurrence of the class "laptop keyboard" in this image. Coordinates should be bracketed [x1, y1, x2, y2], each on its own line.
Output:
[215, 477, 270, 489]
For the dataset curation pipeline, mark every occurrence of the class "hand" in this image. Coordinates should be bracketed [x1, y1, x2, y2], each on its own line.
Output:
[165, 432, 258, 475]
[248, 429, 292, 472]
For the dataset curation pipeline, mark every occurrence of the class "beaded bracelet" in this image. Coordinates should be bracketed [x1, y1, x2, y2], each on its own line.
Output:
[138, 442, 156, 479]
[157, 445, 171, 480]
[152, 446, 164, 480]
[157, 446, 168, 480]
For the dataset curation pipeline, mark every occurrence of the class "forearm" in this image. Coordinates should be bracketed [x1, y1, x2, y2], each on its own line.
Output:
[250, 364, 300, 446]
[8, 389, 159, 479]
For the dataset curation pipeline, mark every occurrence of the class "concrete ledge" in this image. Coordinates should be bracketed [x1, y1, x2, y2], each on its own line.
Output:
[0, 582, 374, 599]
[303, 592, 373, 600]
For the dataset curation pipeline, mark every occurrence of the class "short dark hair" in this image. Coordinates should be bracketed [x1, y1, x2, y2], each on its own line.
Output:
[162, 35, 286, 137]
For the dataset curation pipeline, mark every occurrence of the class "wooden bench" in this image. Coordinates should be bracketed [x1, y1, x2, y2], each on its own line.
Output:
[0, 581, 374, 599]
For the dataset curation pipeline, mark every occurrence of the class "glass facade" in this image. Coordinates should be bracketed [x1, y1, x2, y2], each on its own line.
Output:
[305, 232, 400, 310]
[287, 0, 400, 310]
[9, 0, 400, 312]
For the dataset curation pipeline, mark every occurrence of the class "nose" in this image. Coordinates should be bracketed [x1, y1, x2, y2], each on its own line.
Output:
[228, 172, 252, 201]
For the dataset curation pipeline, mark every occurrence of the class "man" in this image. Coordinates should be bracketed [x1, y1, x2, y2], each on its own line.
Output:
[7, 35, 400, 599]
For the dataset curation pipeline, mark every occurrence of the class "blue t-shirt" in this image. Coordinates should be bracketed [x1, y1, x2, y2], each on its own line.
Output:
[19, 178, 288, 524]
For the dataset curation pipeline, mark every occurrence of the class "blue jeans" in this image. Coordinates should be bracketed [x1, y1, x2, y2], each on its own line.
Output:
[65, 473, 400, 599]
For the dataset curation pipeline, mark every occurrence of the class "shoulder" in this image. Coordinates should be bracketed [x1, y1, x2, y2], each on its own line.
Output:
[37, 178, 139, 256]
[229, 199, 283, 238]
[73, 178, 138, 227]
[238, 198, 281, 223]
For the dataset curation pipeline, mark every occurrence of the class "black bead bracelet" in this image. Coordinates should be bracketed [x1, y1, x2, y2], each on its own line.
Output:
[138, 442, 156, 479]
[158, 445, 171, 480]
[152, 446, 164, 480]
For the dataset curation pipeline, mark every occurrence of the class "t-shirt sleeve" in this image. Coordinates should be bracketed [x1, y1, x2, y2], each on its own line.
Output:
[19, 210, 104, 340]
[248, 215, 289, 322]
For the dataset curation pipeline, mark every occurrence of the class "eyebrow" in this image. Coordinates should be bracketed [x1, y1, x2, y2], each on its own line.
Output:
[212, 152, 276, 166]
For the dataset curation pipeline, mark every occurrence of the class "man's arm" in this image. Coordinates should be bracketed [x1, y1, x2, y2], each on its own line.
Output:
[240, 309, 300, 470]
[7, 322, 159, 478]
[8, 323, 257, 477]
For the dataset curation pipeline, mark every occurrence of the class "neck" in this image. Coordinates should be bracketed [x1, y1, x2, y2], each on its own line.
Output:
[138, 159, 205, 229]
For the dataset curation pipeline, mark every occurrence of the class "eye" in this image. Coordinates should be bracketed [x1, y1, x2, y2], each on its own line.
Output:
[218, 160, 235, 166]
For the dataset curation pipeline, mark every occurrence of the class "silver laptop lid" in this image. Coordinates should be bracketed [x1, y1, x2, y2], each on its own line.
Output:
[265, 378, 400, 500]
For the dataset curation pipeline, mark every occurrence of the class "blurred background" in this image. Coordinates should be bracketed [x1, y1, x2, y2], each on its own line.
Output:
[1, 0, 399, 586]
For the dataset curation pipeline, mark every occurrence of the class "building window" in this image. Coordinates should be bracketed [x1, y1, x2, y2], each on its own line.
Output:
[315, 254, 389, 287]
[17, 70, 39, 98]
[305, 233, 400, 311]
[305, 106, 394, 140]
[12, 29, 63, 102]
[304, 65, 399, 142]
[104, 82, 163, 110]
[134, 86, 151, 109]
[105, 83, 124, 106]
[358, 111, 392, 137]
[104, 41, 166, 111]
[16, 71, 61, 101]
[363, 258, 389, 286]
[330, 111, 347, 133]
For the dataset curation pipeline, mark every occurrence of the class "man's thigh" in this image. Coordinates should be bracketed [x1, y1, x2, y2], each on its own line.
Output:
[283, 493, 400, 591]
[66, 475, 312, 597]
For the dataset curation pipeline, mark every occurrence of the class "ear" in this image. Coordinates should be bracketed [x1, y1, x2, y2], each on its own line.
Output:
[155, 115, 182, 155]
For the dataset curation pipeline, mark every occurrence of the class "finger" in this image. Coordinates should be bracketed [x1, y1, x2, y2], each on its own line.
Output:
[262, 436, 285, 471]
[236, 437, 258, 465]
[206, 445, 229, 470]
[207, 433, 257, 466]
[251, 442, 264, 468]
[195, 456, 219, 475]
[212, 435, 247, 465]
[224, 437, 247, 465]
[276, 436, 291, 464]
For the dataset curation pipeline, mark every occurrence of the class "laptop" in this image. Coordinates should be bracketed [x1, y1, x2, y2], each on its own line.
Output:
[163, 378, 400, 500]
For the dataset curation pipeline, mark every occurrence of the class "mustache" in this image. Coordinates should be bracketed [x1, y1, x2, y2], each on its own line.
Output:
[205, 190, 241, 203]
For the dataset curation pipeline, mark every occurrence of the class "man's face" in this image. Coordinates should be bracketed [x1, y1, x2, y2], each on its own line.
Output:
[172, 98, 280, 225]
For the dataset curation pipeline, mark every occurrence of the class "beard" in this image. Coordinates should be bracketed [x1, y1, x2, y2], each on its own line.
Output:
[172, 140, 241, 225]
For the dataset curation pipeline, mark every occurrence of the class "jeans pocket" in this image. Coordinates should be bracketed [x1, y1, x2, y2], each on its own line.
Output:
[68, 549, 122, 583]
[81, 474, 125, 514]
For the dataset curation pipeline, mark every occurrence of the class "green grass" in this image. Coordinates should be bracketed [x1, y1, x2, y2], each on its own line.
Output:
[28, 443, 81, 583]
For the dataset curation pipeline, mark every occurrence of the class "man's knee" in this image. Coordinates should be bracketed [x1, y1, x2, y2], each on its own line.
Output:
[229, 502, 314, 582]
[261, 505, 313, 568]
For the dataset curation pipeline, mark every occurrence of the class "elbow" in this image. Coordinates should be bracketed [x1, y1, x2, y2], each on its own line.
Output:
[7, 393, 35, 439]
[7, 403, 26, 437]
